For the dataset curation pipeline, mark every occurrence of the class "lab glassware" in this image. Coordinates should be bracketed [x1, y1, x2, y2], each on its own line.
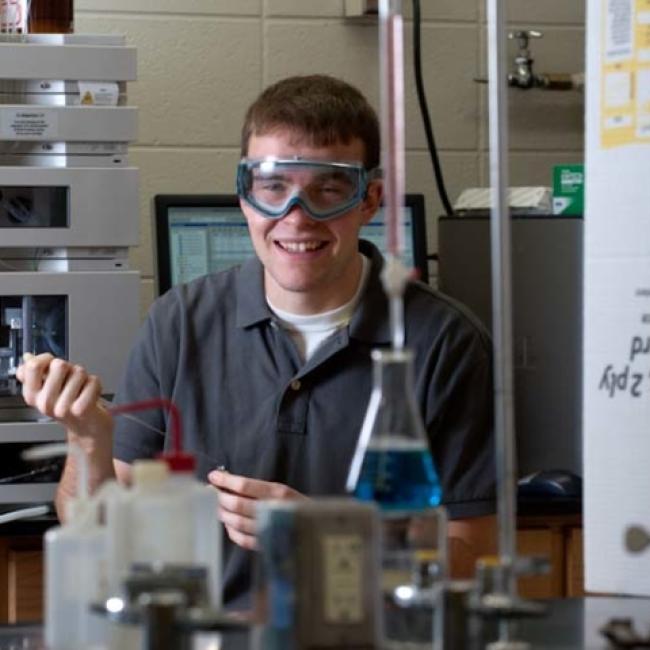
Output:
[27, 0, 74, 33]
[0, 0, 74, 34]
[347, 347, 447, 648]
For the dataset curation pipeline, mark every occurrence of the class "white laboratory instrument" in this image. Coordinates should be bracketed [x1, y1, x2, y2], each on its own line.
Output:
[0, 32, 140, 506]
[0, 33, 136, 167]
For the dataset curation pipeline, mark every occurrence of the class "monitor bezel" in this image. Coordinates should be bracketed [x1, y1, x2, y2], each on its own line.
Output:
[154, 193, 428, 295]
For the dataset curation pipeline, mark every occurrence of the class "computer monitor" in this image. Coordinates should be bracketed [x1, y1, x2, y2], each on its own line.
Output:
[154, 193, 429, 295]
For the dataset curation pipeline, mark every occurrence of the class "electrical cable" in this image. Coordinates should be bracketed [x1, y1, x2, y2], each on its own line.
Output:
[0, 460, 63, 484]
[411, 0, 455, 217]
[0, 504, 50, 525]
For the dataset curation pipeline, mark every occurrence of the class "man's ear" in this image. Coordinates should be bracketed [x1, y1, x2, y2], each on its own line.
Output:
[360, 180, 383, 225]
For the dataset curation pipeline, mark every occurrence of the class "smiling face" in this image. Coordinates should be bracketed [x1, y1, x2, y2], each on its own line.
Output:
[241, 129, 382, 314]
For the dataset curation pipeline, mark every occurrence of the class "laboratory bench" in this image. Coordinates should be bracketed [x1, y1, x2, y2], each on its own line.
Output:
[0, 505, 584, 625]
[1, 598, 649, 649]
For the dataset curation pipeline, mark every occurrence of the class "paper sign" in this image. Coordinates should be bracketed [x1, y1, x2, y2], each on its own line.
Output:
[601, 0, 650, 147]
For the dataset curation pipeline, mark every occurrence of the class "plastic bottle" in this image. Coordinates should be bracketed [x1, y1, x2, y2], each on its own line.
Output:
[27, 443, 108, 650]
[158, 455, 222, 609]
[106, 399, 223, 609]
[115, 457, 222, 609]
[100, 479, 135, 599]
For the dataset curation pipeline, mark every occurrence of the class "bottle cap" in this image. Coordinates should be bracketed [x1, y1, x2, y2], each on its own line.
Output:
[132, 459, 169, 488]
[158, 451, 196, 473]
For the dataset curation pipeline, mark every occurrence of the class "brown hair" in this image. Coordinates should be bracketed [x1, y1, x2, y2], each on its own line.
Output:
[240, 75, 380, 170]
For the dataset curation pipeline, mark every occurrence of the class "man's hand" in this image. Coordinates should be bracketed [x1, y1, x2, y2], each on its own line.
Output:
[17, 353, 116, 521]
[207, 470, 307, 551]
[16, 353, 112, 452]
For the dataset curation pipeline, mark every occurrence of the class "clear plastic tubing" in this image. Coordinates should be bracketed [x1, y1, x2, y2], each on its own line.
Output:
[25, 441, 88, 500]
[379, 0, 407, 350]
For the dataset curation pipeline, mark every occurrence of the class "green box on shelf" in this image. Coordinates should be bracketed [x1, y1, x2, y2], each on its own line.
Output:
[553, 164, 584, 215]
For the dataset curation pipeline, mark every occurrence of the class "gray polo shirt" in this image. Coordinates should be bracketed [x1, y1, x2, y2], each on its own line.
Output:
[113, 240, 495, 605]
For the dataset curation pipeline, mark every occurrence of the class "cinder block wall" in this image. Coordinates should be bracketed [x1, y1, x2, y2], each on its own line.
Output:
[76, 0, 585, 318]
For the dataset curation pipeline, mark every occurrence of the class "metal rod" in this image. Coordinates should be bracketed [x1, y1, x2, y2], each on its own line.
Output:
[486, 0, 518, 593]
[21, 295, 33, 356]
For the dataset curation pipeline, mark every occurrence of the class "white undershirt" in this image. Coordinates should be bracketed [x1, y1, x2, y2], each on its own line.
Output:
[268, 254, 370, 362]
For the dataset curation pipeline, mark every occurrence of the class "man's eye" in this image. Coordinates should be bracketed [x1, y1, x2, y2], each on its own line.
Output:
[256, 180, 287, 193]
[323, 186, 344, 195]
[318, 184, 349, 196]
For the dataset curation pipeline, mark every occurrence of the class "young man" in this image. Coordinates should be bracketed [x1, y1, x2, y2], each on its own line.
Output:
[18, 75, 495, 607]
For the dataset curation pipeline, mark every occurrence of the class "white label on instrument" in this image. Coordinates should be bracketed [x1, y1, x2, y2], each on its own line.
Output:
[322, 534, 363, 624]
[0, 108, 58, 139]
[78, 81, 120, 107]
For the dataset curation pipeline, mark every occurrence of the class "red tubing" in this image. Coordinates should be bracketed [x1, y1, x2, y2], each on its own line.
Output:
[108, 398, 183, 455]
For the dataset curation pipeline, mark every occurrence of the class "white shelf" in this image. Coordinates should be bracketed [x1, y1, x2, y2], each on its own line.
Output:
[0, 483, 57, 504]
[0, 421, 65, 444]
[0, 38, 136, 82]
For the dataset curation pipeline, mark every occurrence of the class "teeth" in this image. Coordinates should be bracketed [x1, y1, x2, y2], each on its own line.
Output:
[279, 241, 323, 253]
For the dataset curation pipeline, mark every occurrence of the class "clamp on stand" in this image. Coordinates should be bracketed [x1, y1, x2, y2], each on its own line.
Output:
[468, 556, 549, 650]
[92, 565, 250, 650]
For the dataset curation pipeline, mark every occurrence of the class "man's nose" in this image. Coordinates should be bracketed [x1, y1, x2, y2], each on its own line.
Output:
[281, 201, 317, 225]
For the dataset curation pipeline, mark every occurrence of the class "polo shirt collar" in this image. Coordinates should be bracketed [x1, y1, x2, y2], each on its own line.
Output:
[234, 239, 392, 345]
[349, 240, 392, 345]
[235, 256, 272, 328]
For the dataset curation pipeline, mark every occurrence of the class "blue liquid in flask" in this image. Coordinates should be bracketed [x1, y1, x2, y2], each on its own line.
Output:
[353, 440, 442, 512]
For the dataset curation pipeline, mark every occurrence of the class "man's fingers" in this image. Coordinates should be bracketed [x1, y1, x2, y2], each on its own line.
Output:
[209, 470, 299, 500]
[217, 489, 257, 519]
[219, 507, 256, 536]
[69, 374, 103, 419]
[52, 365, 89, 420]
[18, 354, 103, 425]
[224, 524, 258, 551]
[37, 358, 74, 416]
[17, 352, 54, 400]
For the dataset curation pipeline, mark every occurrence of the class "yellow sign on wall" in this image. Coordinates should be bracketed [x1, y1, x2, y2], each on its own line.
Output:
[601, 0, 650, 147]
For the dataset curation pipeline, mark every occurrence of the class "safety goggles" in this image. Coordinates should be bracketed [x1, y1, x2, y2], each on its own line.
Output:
[236, 158, 379, 221]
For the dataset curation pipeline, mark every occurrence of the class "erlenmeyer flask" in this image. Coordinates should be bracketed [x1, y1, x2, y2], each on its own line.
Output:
[347, 347, 441, 509]
[347, 347, 447, 648]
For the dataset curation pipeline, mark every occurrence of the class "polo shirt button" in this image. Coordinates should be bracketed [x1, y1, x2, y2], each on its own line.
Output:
[290, 379, 301, 391]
